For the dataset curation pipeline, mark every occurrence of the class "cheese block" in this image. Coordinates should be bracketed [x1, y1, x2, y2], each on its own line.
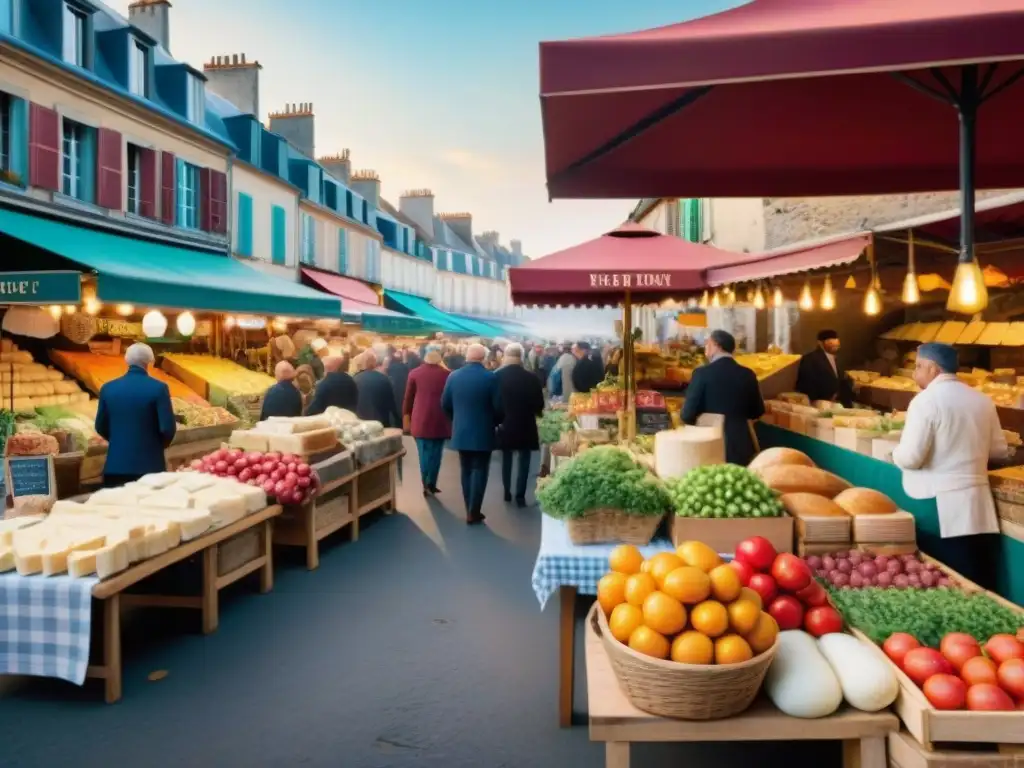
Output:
[229, 430, 269, 452]
[265, 427, 338, 455]
[173, 472, 217, 494]
[140, 522, 178, 559]
[934, 321, 967, 345]
[263, 415, 332, 433]
[137, 472, 180, 490]
[0, 515, 45, 546]
[41, 534, 107, 576]
[232, 483, 267, 513]
[0, 547, 14, 572]
[68, 537, 131, 579]
[89, 486, 144, 506]
[189, 490, 246, 526]
[138, 488, 193, 509]
[132, 506, 212, 541]
[15, 551, 44, 575]
[654, 427, 725, 479]
[978, 322, 1010, 346]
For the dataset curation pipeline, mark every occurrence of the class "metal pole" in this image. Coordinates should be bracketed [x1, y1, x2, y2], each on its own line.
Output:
[958, 64, 979, 264]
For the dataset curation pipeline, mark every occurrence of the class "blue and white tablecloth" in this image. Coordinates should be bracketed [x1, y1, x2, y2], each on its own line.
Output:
[0, 573, 99, 685]
[531, 515, 675, 609]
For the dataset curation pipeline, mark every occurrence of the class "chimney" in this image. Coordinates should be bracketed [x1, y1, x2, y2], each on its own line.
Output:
[202, 54, 262, 116]
[267, 102, 315, 158]
[440, 212, 473, 249]
[350, 170, 380, 208]
[510, 239, 522, 258]
[128, 0, 171, 51]
[477, 230, 499, 254]
[318, 150, 351, 185]
[399, 189, 434, 234]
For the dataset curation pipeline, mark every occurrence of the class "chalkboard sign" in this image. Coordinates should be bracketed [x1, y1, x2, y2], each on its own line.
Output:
[637, 409, 672, 435]
[7, 455, 54, 498]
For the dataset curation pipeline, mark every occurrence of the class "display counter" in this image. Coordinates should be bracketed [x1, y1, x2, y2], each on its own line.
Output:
[755, 422, 1024, 604]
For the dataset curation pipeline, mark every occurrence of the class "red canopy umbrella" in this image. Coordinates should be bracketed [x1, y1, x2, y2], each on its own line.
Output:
[540, 0, 1024, 308]
[509, 221, 739, 307]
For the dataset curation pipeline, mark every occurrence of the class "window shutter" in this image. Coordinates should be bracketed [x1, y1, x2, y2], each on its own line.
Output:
[236, 192, 253, 257]
[198, 166, 212, 231]
[95, 128, 123, 210]
[210, 170, 228, 234]
[271, 205, 287, 265]
[160, 152, 176, 225]
[28, 103, 60, 191]
[139, 147, 157, 219]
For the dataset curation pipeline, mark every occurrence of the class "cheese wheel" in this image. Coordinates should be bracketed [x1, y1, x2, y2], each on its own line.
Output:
[748, 447, 816, 473]
[757, 465, 852, 498]
[653, 427, 725, 479]
[779, 493, 848, 518]
[833, 488, 898, 516]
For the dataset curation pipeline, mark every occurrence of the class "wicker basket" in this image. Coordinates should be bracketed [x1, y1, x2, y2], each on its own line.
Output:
[565, 509, 663, 546]
[591, 603, 777, 720]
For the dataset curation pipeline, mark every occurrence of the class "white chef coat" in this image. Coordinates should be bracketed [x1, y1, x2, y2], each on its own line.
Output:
[891, 375, 1007, 538]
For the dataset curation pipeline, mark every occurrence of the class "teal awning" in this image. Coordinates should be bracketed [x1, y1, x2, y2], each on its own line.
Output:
[383, 290, 488, 336]
[0, 208, 341, 318]
[448, 313, 510, 338]
[452, 313, 530, 338]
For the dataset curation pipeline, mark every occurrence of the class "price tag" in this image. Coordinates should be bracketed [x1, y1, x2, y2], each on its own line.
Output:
[7, 455, 55, 498]
[637, 409, 672, 435]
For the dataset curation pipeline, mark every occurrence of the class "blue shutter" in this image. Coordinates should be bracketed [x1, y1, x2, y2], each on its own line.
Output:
[271, 204, 286, 265]
[338, 227, 348, 274]
[0, 0, 11, 35]
[682, 199, 702, 243]
[7, 97, 27, 182]
[236, 192, 253, 257]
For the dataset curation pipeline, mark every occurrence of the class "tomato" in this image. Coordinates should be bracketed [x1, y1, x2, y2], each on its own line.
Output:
[883, 633, 920, 669]
[729, 559, 754, 586]
[767, 595, 804, 631]
[735, 536, 777, 572]
[903, 648, 953, 686]
[965, 683, 1016, 711]
[190, 459, 203, 470]
[960, 655, 999, 687]
[983, 634, 1024, 665]
[940, 633, 981, 672]
[771, 553, 812, 591]
[804, 606, 843, 637]
[795, 579, 828, 607]
[997, 658, 1024, 699]
[747, 573, 778, 605]
[923, 674, 967, 710]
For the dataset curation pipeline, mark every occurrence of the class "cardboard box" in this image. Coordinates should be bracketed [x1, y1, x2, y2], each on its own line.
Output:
[669, 514, 794, 554]
[871, 436, 900, 463]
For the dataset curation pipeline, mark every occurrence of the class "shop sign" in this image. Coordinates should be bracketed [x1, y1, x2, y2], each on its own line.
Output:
[0, 271, 81, 305]
[95, 318, 143, 338]
[589, 272, 672, 289]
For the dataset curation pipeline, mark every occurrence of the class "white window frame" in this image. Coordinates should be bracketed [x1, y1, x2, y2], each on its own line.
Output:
[128, 39, 148, 97]
[186, 75, 205, 124]
[62, 3, 87, 67]
[177, 161, 199, 229]
[126, 144, 141, 215]
[61, 119, 86, 198]
[0, 92, 10, 172]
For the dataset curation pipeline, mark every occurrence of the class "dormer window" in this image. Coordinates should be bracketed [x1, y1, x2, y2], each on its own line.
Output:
[129, 38, 149, 97]
[186, 75, 205, 124]
[62, 2, 88, 67]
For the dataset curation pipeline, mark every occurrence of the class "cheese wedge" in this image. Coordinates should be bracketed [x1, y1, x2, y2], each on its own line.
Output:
[68, 536, 130, 579]
[234, 484, 267, 514]
[173, 473, 217, 494]
[0, 547, 14, 572]
[229, 430, 269, 452]
[131, 507, 212, 541]
[89, 487, 143, 506]
[0, 515, 45, 546]
[136, 472, 180, 489]
[190, 492, 246, 526]
[41, 534, 107, 576]
[15, 550, 44, 575]
[138, 488, 193, 509]
[49, 501, 91, 516]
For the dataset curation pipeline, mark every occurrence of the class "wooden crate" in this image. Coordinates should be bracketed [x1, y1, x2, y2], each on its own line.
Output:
[218, 526, 262, 576]
[888, 730, 1020, 768]
[669, 513, 794, 554]
[356, 462, 392, 514]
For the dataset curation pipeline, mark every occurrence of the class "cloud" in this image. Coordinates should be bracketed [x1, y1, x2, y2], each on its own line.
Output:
[438, 149, 508, 180]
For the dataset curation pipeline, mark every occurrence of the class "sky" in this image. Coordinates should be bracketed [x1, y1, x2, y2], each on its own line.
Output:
[105, 0, 739, 260]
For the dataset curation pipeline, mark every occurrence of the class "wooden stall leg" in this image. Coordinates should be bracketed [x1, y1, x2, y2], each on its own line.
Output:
[385, 458, 397, 514]
[605, 742, 630, 768]
[201, 546, 219, 635]
[260, 519, 274, 593]
[103, 594, 122, 704]
[842, 737, 886, 768]
[304, 503, 319, 571]
[350, 482, 360, 542]
[559, 585, 578, 727]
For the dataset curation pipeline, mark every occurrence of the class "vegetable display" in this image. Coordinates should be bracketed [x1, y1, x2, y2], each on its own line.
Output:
[537, 446, 670, 520]
[666, 464, 784, 519]
[190, 448, 320, 506]
[806, 551, 954, 590]
[537, 409, 571, 446]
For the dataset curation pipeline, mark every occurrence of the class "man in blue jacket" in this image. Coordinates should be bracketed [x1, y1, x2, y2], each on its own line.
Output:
[95, 343, 177, 486]
[442, 343, 504, 525]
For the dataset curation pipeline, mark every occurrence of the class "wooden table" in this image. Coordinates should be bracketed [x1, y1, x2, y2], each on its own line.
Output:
[87, 504, 282, 703]
[584, 607, 899, 768]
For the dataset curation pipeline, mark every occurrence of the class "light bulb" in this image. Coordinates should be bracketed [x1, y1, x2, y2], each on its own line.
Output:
[223, 315, 237, 330]
[863, 284, 882, 316]
[116, 304, 134, 317]
[947, 261, 989, 314]
[63, 305, 76, 315]
[47, 305, 63, 320]
[798, 281, 815, 311]
[698, 290, 709, 310]
[710, 290, 721, 308]
[685, 297, 697, 309]
[142, 310, 168, 338]
[176, 311, 196, 336]
[745, 286, 754, 303]
[753, 285, 765, 310]
[772, 286, 784, 308]
[844, 275, 857, 290]
[820, 275, 836, 311]
[84, 297, 101, 316]
[902, 271, 920, 305]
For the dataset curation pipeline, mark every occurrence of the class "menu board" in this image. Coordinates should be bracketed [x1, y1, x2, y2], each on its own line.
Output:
[7, 455, 54, 499]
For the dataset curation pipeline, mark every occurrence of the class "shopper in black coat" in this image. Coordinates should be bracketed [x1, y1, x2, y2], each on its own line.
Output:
[682, 330, 765, 466]
[386, 347, 411, 419]
[260, 361, 304, 420]
[495, 343, 545, 506]
[354, 350, 400, 427]
[305, 356, 358, 415]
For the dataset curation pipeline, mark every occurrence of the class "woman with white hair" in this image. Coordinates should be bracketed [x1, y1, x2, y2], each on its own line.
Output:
[95, 343, 177, 486]
[494, 342, 545, 506]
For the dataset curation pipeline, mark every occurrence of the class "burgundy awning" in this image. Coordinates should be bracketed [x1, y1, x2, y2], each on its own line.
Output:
[706, 234, 871, 286]
[540, 0, 1024, 199]
[508, 222, 742, 307]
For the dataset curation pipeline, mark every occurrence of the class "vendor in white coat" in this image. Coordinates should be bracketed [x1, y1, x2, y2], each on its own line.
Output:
[892, 342, 1007, 589]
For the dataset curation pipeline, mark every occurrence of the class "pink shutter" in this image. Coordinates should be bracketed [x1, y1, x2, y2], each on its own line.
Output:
[198, 166, 213, 231]
[139, 148, 157, 219]
[210, 170, 227, 234]
[95, 128, 123, 210]
[160, 152, 176, 225]
[28, 103, 60, 192]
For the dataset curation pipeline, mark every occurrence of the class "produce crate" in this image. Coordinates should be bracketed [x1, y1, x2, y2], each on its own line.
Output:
[356, 461, 393, 515]
[797, 540, 852, 557]
[170, 422, 236, 447]
[668, 514, 794, 554]
[888, 729, 1021, 768]
[313, 449, 354, 488]
[218, 526, 262, 576]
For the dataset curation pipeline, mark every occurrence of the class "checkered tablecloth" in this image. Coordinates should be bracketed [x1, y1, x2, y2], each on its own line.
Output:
[531, 514, 675, 609]
[0, 573, 99, 685]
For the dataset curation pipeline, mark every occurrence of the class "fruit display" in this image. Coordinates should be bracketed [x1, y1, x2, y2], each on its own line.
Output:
[666, 464, 783, 519]
[50, 349, 207, 404]
[189, 447, 320, 507]
[161, 353, 274, 398]
[537, 409, 571, 446]
[537, 445, 670, 521]
[807, 551, 955, 590]
[598, 540, 779, 665]
[11, 406, 107, 454]
[0, 341, 90, 411]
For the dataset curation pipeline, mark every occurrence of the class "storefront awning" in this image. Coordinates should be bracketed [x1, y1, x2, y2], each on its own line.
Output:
[300, 268, 439, 336]
[705, 234, 871, 287]
[0, 208, 341, 318]
[452, 314, 528, 338]
[382, 290, 491, 337]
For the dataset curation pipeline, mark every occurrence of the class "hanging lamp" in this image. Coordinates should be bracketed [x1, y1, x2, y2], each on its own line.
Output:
[772, 285, 784, 308]
[752, 284, 766, 310]
[902, 230, 921, 305]
[710, 290, 721, 308]
[798, 280, 815, 311]
[820, 275, 836, 311]
[863, 246, 882, 316]
[844, 275, 857, 290]
[698, 290, 709, 310]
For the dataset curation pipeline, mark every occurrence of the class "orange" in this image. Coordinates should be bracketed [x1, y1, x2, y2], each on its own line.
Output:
[738, 586, 763, 610]
[708, 564, 742, 603]
[609, 603, 644, 643]
[726, 599, 761, 635]
[676, 540, 723, 573]
[744, 611, 780, 654]
[609, 544, 644, 575]
[661, 566, 711, 605]
[689, 600, 729, 638]
[597, 572, 628, 616]
[670, 631, 715, 665]
[715, 634, 754, 664]
[624, 572, 657, 606]
[646, 552, 686, 588]
[628, 625, 670, 659]
[640, 559, 652, 574]
[642, 591, 687, 636]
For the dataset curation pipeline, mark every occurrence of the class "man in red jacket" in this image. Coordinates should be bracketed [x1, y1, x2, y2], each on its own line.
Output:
[402, 346, 452, 496]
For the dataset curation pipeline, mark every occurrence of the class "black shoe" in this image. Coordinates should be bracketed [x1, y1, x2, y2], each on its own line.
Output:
[466, 514, 485, 525]
[429, 485, 441, 494]
[515, 497, 526, 508]
[503, 492, 512, 502]
[423, 487, 433, 497]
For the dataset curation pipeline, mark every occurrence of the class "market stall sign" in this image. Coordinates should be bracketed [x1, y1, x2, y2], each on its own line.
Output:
[589, 272, 671, 289]
[0, 271, 81, 305]
[637, 409, 672, 435]
[6, 455, 54, 498]
[94, 318, 143, 338]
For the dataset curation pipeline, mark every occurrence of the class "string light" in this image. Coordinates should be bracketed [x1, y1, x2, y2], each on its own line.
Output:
[63, 305, 76, 315]
[863, 280, 882, 316]
[698, 291, 709, 310]
[176, 311, 196, 336]
[47, 305, 62, 320]
[84, 297, 101, 315]
[142, 310, 168, 338]
[116, 304, 134, 317]
[710, 290, 721, 308]
[820, 275, 836, 311]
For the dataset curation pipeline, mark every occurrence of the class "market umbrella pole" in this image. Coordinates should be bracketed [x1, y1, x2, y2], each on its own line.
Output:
[623, 289, 635, 442]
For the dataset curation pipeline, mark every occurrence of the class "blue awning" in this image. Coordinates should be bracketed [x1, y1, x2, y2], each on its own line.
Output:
[0, 208, 341, 318]
[452, 313, 531, 338]
[382, 290, 497, 336]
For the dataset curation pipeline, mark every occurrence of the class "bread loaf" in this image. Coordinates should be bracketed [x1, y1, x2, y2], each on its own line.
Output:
[833, 488, 898, 516]
[756, 465, 852, 498]
[748, 447, 816, 473]
[779, 493, 848, 518]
